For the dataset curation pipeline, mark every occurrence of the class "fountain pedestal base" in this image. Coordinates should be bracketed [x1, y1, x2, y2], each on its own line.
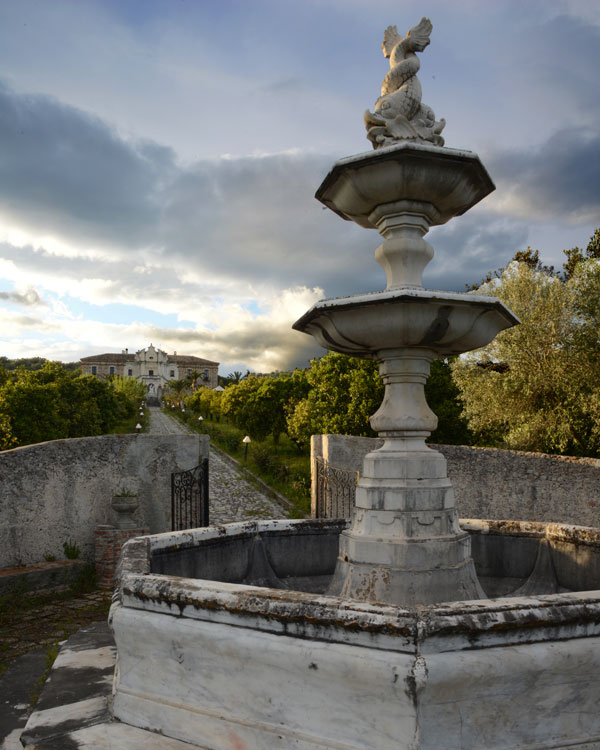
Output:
[327, 440, 484, 605]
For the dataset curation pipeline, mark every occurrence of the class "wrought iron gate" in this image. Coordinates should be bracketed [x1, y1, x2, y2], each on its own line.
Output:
[171, 458, 209, 530]
[314, 456, 358, 519]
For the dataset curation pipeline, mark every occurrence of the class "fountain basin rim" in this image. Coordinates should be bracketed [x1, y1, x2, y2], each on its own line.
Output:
[293, 286, 519, 330]
[292, 287, 519, 357]
[315, 141, 495, 228]
[115, 518, 600, 653]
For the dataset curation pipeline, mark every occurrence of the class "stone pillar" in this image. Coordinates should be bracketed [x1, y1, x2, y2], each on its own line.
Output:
[327, 347, 484, 606]
[95, 525, 149, 590]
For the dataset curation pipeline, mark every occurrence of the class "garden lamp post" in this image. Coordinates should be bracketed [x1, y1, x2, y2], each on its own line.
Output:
[243, 435, 251, 461]
[136, 423, 142, 434]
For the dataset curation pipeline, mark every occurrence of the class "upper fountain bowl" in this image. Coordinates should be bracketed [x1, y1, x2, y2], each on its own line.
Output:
[316, 142, 495, 229]
[293, 287, 519, 358]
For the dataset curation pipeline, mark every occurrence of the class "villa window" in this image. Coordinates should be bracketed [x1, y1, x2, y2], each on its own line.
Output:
[128, 369, 133, 376]
[92, 366, 97, 375]
[149, 369, 154, 376]
[109, 366, 115, 375]
[187, 369, 191, 376]
[170, 370, 175, 377]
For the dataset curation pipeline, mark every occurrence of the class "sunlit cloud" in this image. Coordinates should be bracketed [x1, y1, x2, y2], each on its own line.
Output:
[0, 1, 598, 372]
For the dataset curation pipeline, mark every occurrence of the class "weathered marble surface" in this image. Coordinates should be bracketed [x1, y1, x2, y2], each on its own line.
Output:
[111, 522, 600, 749]
[365, 18, 445, 148]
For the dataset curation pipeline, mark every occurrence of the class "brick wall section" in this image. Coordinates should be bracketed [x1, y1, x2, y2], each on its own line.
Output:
[311, 435, 600, 527]
[95, 525, 150, 590]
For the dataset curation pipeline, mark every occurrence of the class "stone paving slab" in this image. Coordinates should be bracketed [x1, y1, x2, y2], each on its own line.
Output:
[26, 720, 207, 749]
[18, 624, 205, 749]
[0, 648, 47, 750]
[20, 622, 116, 748]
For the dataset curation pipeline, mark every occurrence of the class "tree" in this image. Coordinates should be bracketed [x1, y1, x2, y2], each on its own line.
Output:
[217, 370, 309, 442]
[452, 245, 600, 456]
[425, 359, 473, 445]
[286, 352, 469, 449]
[286, 353, 383, 449]
[562, 228, 600, 280]
[186, 370, 202, 390]
[167, 378, 189, 405]
[0, 362, 144, 449]
[186, 387, 222, 420]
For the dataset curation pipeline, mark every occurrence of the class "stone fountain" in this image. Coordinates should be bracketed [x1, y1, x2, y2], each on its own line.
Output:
[111, 18, 600, 750]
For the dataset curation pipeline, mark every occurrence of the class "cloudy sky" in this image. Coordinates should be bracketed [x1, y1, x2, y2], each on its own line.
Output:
[0, 0, 599, 374]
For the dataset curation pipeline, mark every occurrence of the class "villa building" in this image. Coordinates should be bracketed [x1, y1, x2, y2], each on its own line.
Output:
[80, 344, 219, 403]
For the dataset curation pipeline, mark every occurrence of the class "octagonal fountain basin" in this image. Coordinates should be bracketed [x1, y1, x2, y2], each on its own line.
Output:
[111, 519, 600, 750]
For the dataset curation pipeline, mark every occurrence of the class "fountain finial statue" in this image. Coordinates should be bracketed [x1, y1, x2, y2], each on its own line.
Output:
[365, 17, 446, 148]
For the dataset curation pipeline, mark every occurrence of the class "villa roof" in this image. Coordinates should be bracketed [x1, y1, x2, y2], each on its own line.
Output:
[171, 355, 219, 367]
[80, 353, 134, 363]
[80, 352, 219, 366]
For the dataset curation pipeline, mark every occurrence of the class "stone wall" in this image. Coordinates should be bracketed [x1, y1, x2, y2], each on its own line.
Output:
[0, 433, 208, 568]
[311, 435, 600, 527]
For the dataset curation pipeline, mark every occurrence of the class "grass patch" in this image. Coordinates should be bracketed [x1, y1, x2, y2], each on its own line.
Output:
[29, 642, 59, 707]
[111, 406, 150, 435]
[171, 411, 311, 516]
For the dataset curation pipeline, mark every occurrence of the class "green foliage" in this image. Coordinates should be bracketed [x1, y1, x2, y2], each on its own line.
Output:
[0, 410, 16, 451]
[452, 250, 600, 456]
[286, 354, 383, 449]
[426, 360, 473, 445]
[29, 642, 60, 707]
[185, 387, 223, 421]
[0, 356, 48, 371]
[562, 228, 600, 281]
[167, 378, 190, 401]
[221, 371, 309, 443]
[63, 539, 80, 560]
[181, 411, 311, 516]
[114, 488, 137, 497]
[0, 361, 144, 449]
[284, 353, 470, 449]
[68, 562, 97, 595]
[111, 375, 146, 402]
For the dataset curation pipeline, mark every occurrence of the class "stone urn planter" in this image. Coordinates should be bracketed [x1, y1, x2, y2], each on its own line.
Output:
[111, 492, 139, 530]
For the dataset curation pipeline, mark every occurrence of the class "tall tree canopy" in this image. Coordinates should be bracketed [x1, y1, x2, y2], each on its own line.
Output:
[452, 230, 600, 456]
[286, 353, 470, 449]
[0, 363, 142, 450]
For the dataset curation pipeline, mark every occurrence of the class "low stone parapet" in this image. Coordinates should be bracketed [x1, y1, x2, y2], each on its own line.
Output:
[311, 434, 600, 526]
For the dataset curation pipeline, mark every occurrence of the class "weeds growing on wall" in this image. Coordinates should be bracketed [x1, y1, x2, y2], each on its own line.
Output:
[62, 540, 80, 560]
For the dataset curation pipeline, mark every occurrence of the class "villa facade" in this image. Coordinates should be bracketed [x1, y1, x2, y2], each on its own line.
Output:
[80, 344, 219, 403]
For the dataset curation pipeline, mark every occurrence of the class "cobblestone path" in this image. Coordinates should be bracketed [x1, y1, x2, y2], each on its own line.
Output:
[147, 407, 288, 524]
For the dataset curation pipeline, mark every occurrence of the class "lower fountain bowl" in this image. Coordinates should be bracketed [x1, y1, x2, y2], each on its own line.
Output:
[111, 518, 600, 750]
